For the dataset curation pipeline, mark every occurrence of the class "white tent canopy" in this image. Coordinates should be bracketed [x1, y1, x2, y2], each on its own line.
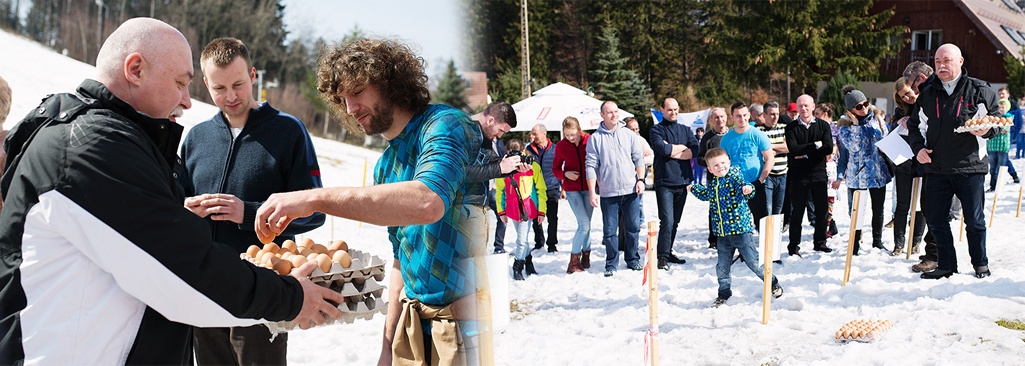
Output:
[507, 82, 635, 132]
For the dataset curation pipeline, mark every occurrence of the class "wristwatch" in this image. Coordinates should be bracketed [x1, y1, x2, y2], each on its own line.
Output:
[637, 178, 645, 183]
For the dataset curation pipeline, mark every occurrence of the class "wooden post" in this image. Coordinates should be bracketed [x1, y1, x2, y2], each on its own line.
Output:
[761, 215, 775, 325]
[959, 212, 965, 242]
[474, 258, 494, 366]
[645, 221, 660, 366]
[1017, 185, 1023, 218]
[843, 191, 862, 286]
[989, 166, 1008, 228]
[906, 177, 921, 260]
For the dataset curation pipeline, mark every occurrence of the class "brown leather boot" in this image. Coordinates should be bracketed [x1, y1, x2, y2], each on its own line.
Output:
[567, 254, 584, 274]
[580, 250, 591, 269]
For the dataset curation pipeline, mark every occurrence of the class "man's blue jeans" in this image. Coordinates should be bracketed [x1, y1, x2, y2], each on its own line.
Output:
[716, 233, 776, 300]
[600, 193, 641, 271]
[565, 191, 593, 254]
[655, 185, 688, 259]
[924, 173, 988, 272]
[764, 174, 787, 215]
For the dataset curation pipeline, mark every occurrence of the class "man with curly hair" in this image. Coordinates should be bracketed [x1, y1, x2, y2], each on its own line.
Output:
[255, 38, 484, 365]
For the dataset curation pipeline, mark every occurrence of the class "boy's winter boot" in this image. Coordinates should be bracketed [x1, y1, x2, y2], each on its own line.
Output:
[525, 255, 538, 275]
[580, 250, 591, 269]
[513, 260, 525, 281]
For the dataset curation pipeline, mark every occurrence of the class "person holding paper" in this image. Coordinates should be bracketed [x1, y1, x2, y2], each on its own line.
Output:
[906, 43, 998, 280]
[837, 86, 892, 254]
[890, 77, 929, 257]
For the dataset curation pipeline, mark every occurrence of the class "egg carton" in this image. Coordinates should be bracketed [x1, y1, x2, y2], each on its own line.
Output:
[955, 123, 1010, 133]
[834, 319, 892, 343]
[239, 248, 387, 284]
[328, 278, 385, 297]
[309, 249, 387, 283]
[264, 295, 387, 334]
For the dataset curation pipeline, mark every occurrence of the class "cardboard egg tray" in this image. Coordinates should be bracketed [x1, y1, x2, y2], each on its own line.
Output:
[955, 123, 1002, 133]
[834, 319, 893, 343]
[241, 248, 389, 333]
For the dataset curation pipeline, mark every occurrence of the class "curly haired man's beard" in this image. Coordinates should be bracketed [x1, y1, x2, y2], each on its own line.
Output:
[358, 100, 394, 136]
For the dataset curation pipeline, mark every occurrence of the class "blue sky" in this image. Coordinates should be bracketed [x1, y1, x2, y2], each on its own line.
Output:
[280, 0, 466, 80]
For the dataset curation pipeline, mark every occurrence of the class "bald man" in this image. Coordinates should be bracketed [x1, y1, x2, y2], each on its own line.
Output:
[907, 43, 998, 280]
[0, 18, 342, 364]
[528, 123, 561, 254]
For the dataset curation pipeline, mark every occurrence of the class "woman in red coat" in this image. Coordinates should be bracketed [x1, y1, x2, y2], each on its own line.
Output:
[553, 117, 593, 273]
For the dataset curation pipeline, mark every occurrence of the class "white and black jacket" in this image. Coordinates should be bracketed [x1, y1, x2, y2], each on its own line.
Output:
[0, 80, 303, 365]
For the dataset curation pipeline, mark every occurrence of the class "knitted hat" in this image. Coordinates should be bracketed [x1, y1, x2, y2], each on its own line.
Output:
[844, 89, 868, 110]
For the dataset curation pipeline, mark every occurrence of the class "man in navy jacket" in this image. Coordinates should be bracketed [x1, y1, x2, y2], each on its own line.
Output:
[649, 97, 699, 269]
[179, 37, 325, 365]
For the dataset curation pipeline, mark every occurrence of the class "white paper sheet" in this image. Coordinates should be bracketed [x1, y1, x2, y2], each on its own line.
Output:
[875, 129, 914, 166]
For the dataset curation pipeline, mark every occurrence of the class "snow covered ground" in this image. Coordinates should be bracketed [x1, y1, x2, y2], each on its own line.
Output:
[4, 29, 1025, 365]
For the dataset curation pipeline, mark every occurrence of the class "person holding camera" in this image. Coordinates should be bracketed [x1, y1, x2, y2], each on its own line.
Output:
[466, 102, 527, 254]
[496, 139, 548, 280]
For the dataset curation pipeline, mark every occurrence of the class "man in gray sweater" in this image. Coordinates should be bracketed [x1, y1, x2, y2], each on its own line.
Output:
[586, 100, 646, 277]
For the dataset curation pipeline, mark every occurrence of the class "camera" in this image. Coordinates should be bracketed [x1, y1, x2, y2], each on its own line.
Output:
[506, 150, 535, 166]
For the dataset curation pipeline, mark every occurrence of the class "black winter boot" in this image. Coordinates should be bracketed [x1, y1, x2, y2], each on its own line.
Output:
[513, 260, 525, 281]
[525, 255, 538, 275]
[851, 231, 862, 256]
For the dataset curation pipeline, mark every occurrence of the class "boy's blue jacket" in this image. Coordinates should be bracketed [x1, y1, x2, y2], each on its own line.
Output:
[690, 166, 755, 237]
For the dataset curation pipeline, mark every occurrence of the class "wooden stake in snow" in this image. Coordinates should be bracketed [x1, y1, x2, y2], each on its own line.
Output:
[906, 177, 922, 260]
[1017, 185, 1023, 218]
[989, 166, 1007, 228]
[959, 212, 965, 242]
[843, 190, 863, 286]
[761, 215, 776, 325]
[644, 221, 660, 366]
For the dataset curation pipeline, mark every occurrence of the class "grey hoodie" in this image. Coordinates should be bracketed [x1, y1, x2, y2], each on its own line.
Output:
[585, 121, 644, 197]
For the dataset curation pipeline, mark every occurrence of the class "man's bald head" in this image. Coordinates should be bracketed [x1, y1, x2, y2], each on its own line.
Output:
[94, 18, 194, 122]
[530, 123, 549, 146]
[934, 43, 964, 83]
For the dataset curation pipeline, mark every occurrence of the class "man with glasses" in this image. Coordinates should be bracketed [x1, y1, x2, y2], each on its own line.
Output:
[907, 43, 997, 280]
[903, 61, 933, 95]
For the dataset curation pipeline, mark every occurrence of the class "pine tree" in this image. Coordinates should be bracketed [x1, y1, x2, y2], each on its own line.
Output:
[434, 60, 469, 111]
[1004, 49, 1025, 101]
[590, 24, 652, 117]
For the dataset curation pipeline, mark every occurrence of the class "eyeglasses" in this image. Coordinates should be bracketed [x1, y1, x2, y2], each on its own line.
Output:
[853, 101, 870, 111]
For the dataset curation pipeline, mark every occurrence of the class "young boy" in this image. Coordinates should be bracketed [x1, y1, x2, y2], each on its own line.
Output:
[689, 148, 783, 307]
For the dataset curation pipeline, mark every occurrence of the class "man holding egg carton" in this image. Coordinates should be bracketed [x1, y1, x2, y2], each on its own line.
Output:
[907, 43, 998, 280]
[256, 38, 483, 365]
[0, 18, 343, 365]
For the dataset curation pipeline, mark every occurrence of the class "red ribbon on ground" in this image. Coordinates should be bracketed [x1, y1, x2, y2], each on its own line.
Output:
[644, 324, 659, 366]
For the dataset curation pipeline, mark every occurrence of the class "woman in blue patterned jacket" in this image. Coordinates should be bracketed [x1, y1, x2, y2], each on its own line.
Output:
[837, 86, 893, 254]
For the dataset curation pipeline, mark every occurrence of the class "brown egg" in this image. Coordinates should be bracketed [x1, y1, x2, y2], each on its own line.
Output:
[311, 244, 328, 254]
[257, 229, 274, 244]
[281, 240, 298, 254]
[298, 248, 313, 257]
[329, 239, 348, 252]
[301, 237, 315, 249]
[326, 249, 336, 258]
[259, 251, 276, 265]
[272, 259, 293, 276]
[306, 253, 320, 262]
[279, 252, 293, 260]
[332, 250, 352, 268]
[315, 253, 333, 272]
[245, 245, 261, 258]
[835, 330, 843, 339]
[842, 329, 852, 338]
[289, 255, 308, 268]
[263, 243, 281, 254]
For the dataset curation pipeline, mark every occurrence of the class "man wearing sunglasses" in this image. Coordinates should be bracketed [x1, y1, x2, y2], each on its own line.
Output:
[903, 61, 933, 95]
[906, 43, 998, 280]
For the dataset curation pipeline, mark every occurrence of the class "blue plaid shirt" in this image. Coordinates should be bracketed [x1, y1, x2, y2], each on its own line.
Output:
[375, 104, 482, 306]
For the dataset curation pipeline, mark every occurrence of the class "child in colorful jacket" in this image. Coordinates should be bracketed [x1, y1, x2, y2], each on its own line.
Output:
[689, 148, 782, 307]
[496, 139, 548, 280]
